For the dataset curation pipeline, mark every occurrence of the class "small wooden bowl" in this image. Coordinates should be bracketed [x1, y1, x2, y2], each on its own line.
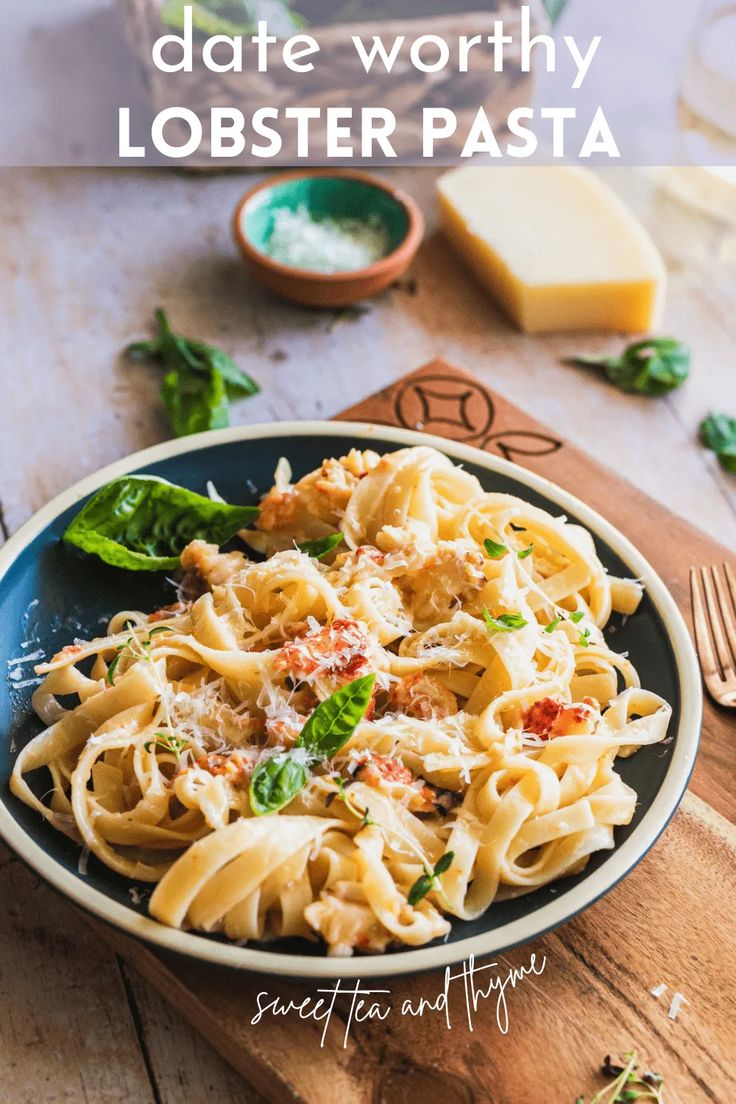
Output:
[232, 169, 424, 308]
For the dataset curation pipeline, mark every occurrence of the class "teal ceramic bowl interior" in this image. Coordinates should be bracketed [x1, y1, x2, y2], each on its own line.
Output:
[241, 173, 410, 264]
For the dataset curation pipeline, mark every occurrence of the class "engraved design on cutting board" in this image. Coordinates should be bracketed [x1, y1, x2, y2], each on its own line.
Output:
[391, 374, 564, 461]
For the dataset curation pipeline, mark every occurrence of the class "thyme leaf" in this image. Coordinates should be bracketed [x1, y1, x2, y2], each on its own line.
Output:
[407, 851, 455, 906]
[483, 609, 528, 633]
[484, 538, 508, 559]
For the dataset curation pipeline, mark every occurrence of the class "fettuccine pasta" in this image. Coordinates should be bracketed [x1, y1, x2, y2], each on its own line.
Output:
[12, 446, 671, 955]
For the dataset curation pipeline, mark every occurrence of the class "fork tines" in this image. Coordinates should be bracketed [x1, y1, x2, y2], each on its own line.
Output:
[690, 563, 736, 708]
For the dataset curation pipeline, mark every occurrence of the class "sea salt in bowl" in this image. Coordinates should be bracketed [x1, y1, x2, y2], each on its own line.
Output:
[233, 170, 424, 307]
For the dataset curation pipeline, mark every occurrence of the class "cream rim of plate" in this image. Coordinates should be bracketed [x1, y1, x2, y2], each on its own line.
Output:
[0, 421, 702, 980]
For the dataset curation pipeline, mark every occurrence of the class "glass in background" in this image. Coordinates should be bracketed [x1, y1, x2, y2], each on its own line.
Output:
[666, 0, 736, 223]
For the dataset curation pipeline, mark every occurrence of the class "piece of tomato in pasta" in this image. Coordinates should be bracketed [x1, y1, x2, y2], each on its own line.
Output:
[274, 617, 371, 686]
[523, 696, 597, 739]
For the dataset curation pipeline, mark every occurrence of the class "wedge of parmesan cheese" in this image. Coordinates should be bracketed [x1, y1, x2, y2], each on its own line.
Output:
[437, 167, 666, 334]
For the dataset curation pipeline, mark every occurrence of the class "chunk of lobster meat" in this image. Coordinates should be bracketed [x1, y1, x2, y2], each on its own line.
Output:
[250, 449, 381, 554]
[274, 617, 373, 687]
[148, 600, 191, 623]
[523, 696, 598, 739]
[352, 754, 438, 815]
[314, 451, 381, 511]
[256, 489, 299, 534]
[354, 753, 414, 788]
[402, 542, 487, 624]
[191, 750, 254, 786]
[330, 545, 386, 587]
[305, 894, 392, 956]
[50, 643, 84, 663]
[389, 672, 458, 720]
[180, 540, 247, 594]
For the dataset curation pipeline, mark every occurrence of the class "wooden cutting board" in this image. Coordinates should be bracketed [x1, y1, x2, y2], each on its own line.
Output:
[88, 362, 736, 1104]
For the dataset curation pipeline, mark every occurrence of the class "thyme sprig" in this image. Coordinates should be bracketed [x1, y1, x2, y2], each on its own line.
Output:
[408, 851, 455, 906]
[544, 606, 588, 637]
[483, 537, 534, 561]
[327, 773, 453, 907]
[576, 1051, 665, 1104]
[106, 625, 174, 685]
[144, 731, 189, 758]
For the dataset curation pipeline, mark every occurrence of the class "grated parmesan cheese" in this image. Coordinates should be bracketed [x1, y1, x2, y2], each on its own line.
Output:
[7, 649, 45, 667]
[266, 204, 390, 275]
[206, 479, 226, 504]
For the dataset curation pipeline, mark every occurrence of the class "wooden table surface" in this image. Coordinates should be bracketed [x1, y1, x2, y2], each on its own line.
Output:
[1, 166, 735, 1103]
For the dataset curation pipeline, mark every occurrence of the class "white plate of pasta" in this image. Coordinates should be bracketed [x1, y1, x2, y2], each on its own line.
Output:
[0, 423, 701, 978]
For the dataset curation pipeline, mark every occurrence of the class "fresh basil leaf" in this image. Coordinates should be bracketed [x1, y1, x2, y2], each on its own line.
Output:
[544, 616, 561, 634]
[542, 0, 567, 23]
[161, 365, 229, 438]
[297, 533, 345, 560]
[64, 475, 258, 571]
[483, 538, 508, 559]
[483, 609, 528, 633]
[570, 611, 585, 623]
[518, 545, 534, 559]
[160, 0, 304, 38]
[407, 873, 434, 907]
[249, 675, 376, 816]
[567, 338, 690, 397]
[129, 309, 259, 435]
[249, 752, 312, 816]
[578, 628, 591, 647]
[700, 411, 736, 472]
[164, 328, 259, 400]
[297, 673, 376, 759]
[716, 448, 736, 474]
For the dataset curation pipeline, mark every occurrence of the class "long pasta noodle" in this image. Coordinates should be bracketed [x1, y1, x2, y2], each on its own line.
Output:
[12, 446, 671, 955]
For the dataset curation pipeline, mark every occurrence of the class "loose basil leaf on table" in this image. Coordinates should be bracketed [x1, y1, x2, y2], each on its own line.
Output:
[297, 533, 345, 560]
[699, 411, 736, 473]
[249, 673, 376, 815]
[129, 308, 259, 438]
[130, 309, 259, 400]
[160, 365, 229, 438]
[566, 338, 690, 397]
[160, 0, 304, 38]
[63, 475, 258, 571]
[542, 0, 568, 23]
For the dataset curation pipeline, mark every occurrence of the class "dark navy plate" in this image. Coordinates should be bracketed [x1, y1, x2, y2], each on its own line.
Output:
[0, 423, 701, 978]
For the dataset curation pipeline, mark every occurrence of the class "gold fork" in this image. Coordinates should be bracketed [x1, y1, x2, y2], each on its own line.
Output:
[690, 563, 736, 708]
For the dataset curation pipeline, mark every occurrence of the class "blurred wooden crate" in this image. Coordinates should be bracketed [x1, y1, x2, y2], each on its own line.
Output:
[120, 0, 545, 164]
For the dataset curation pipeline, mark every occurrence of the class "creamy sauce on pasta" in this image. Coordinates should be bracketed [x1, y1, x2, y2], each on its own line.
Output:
[12, 446, 671, 956]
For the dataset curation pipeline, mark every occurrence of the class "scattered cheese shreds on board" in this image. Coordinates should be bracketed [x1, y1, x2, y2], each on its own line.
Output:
[668, 992, 690, 1021]
[650, 983, 668, 998]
